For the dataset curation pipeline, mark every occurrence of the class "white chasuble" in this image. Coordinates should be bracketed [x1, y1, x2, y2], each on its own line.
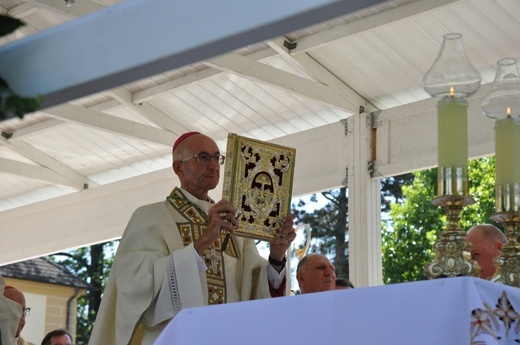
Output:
[89, 188, 272, 345]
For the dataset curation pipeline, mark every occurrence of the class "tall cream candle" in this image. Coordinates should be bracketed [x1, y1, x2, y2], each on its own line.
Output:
[495, 116, 520, 186]
[437, 96, 468, 168]
[437, 95, 469, 196]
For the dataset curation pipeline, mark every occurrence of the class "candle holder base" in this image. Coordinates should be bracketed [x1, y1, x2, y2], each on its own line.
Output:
[490, 212, 520, 287]
[431, 195, 475, 207]
[424, 195, 480, 279]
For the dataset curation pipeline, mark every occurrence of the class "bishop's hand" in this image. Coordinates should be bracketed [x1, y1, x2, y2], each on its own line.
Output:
[269, 214, 296, 271]
[194, 199, 238, 256]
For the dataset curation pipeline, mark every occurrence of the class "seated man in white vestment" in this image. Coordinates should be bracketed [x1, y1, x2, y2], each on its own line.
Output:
[88, 132, 296, 345]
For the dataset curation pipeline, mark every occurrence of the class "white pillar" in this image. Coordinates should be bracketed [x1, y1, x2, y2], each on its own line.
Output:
[346, 111, 383, 287]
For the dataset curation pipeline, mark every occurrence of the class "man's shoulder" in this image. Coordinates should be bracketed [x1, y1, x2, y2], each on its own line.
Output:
[120, 200, 175, 242]
[132, 200, 171, 215]
[127, 200, 171, 225]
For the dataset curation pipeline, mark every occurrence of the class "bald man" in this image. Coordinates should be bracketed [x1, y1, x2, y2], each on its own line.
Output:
[466, 224, 508, 279]
[3, 286, 33, 345]
[1, 276, 22, 345]
[296, 254, 336, 294]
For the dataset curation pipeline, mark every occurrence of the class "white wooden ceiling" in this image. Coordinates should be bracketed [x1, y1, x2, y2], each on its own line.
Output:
[0, 0, 518, 265]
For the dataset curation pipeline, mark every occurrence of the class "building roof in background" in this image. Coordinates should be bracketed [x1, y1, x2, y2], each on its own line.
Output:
[0, 257, 91, 289]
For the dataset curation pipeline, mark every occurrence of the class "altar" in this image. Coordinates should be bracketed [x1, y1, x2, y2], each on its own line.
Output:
[154, 277, 520, 345]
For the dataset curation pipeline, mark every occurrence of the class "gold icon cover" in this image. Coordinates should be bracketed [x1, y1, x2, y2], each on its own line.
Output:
[222, 133, 296, 242]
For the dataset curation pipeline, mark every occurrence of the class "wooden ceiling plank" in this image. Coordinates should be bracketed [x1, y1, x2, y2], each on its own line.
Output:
[2, 138, 89, 189]
[9, 119, 66, 140]
[267, 37, 376, 114]
[132, 48, 275, 104]
[108, 88, 189, 134]
[8, 3, 39, 18]
[292, 0, 460, 54]
[42, 104, 176, 146]
[205, 54, 354, 111]
[0, 157, 81, 188]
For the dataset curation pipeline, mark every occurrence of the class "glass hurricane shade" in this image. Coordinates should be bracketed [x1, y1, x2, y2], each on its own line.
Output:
[423, 33, 481, 98]
[482, 58, 520, 119]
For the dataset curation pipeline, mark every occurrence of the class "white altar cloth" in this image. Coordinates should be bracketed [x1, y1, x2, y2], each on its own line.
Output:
[154, 277, 520, 345]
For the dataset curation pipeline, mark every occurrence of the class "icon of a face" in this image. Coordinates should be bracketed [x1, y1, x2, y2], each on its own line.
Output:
[252, 172, 274, 205]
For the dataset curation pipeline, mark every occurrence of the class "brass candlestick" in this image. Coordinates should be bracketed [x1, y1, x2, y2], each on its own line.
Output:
[422, 33, 481, 279]
[424, 195, 480, 278]
[489, 183, 520, 286]
[490, 212, 520, 286]
[481, 58, 520, 287]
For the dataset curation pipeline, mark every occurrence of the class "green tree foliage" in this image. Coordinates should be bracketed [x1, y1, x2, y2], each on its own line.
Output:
[292, 187, 350, 278]
[381, 174, 414, 212]
[382, 168, 441, 283]
[49, 241, 117, 345]
[382, 157, 498, 284]
[291, 174, 414, 280]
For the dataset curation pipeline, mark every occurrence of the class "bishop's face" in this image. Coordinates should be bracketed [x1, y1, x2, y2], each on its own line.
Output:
[177, 135, 221, 198]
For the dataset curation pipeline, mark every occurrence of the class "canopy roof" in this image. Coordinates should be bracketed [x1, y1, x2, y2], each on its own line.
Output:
[0, 0, 516, 283]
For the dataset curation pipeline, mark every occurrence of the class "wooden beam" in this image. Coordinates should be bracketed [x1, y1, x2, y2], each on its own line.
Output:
[42, 104, 176, 146]
[0, 137, 89, 189]
[266, 37, 376, 114]
[0, 0, 390, 108]
[0, 123, 349, 264]
[205, 54, 355, 111]
[108, 88, 189, 134]
[0, 157, 81, 187]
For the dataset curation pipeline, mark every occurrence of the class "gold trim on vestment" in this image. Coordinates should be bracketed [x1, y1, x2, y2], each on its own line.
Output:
[167, 188, 237, 305]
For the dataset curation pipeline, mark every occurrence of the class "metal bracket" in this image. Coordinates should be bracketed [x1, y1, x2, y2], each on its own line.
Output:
[342, 167, 348, 186]
[1, 131, 12, 139]
[340, 118, 350, 136]
[367, 161, 375, 176]
[283, 40, 297, 51]
[368, 160, 382, 178]
[367, 110, 381, 129]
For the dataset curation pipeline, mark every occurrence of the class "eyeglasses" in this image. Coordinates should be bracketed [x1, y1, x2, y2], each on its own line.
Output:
[180, 153, 225, 165]
[23, 307, 31, 317]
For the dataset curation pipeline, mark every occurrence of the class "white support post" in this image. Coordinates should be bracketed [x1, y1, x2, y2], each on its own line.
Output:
[346, 112, 383, 287]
